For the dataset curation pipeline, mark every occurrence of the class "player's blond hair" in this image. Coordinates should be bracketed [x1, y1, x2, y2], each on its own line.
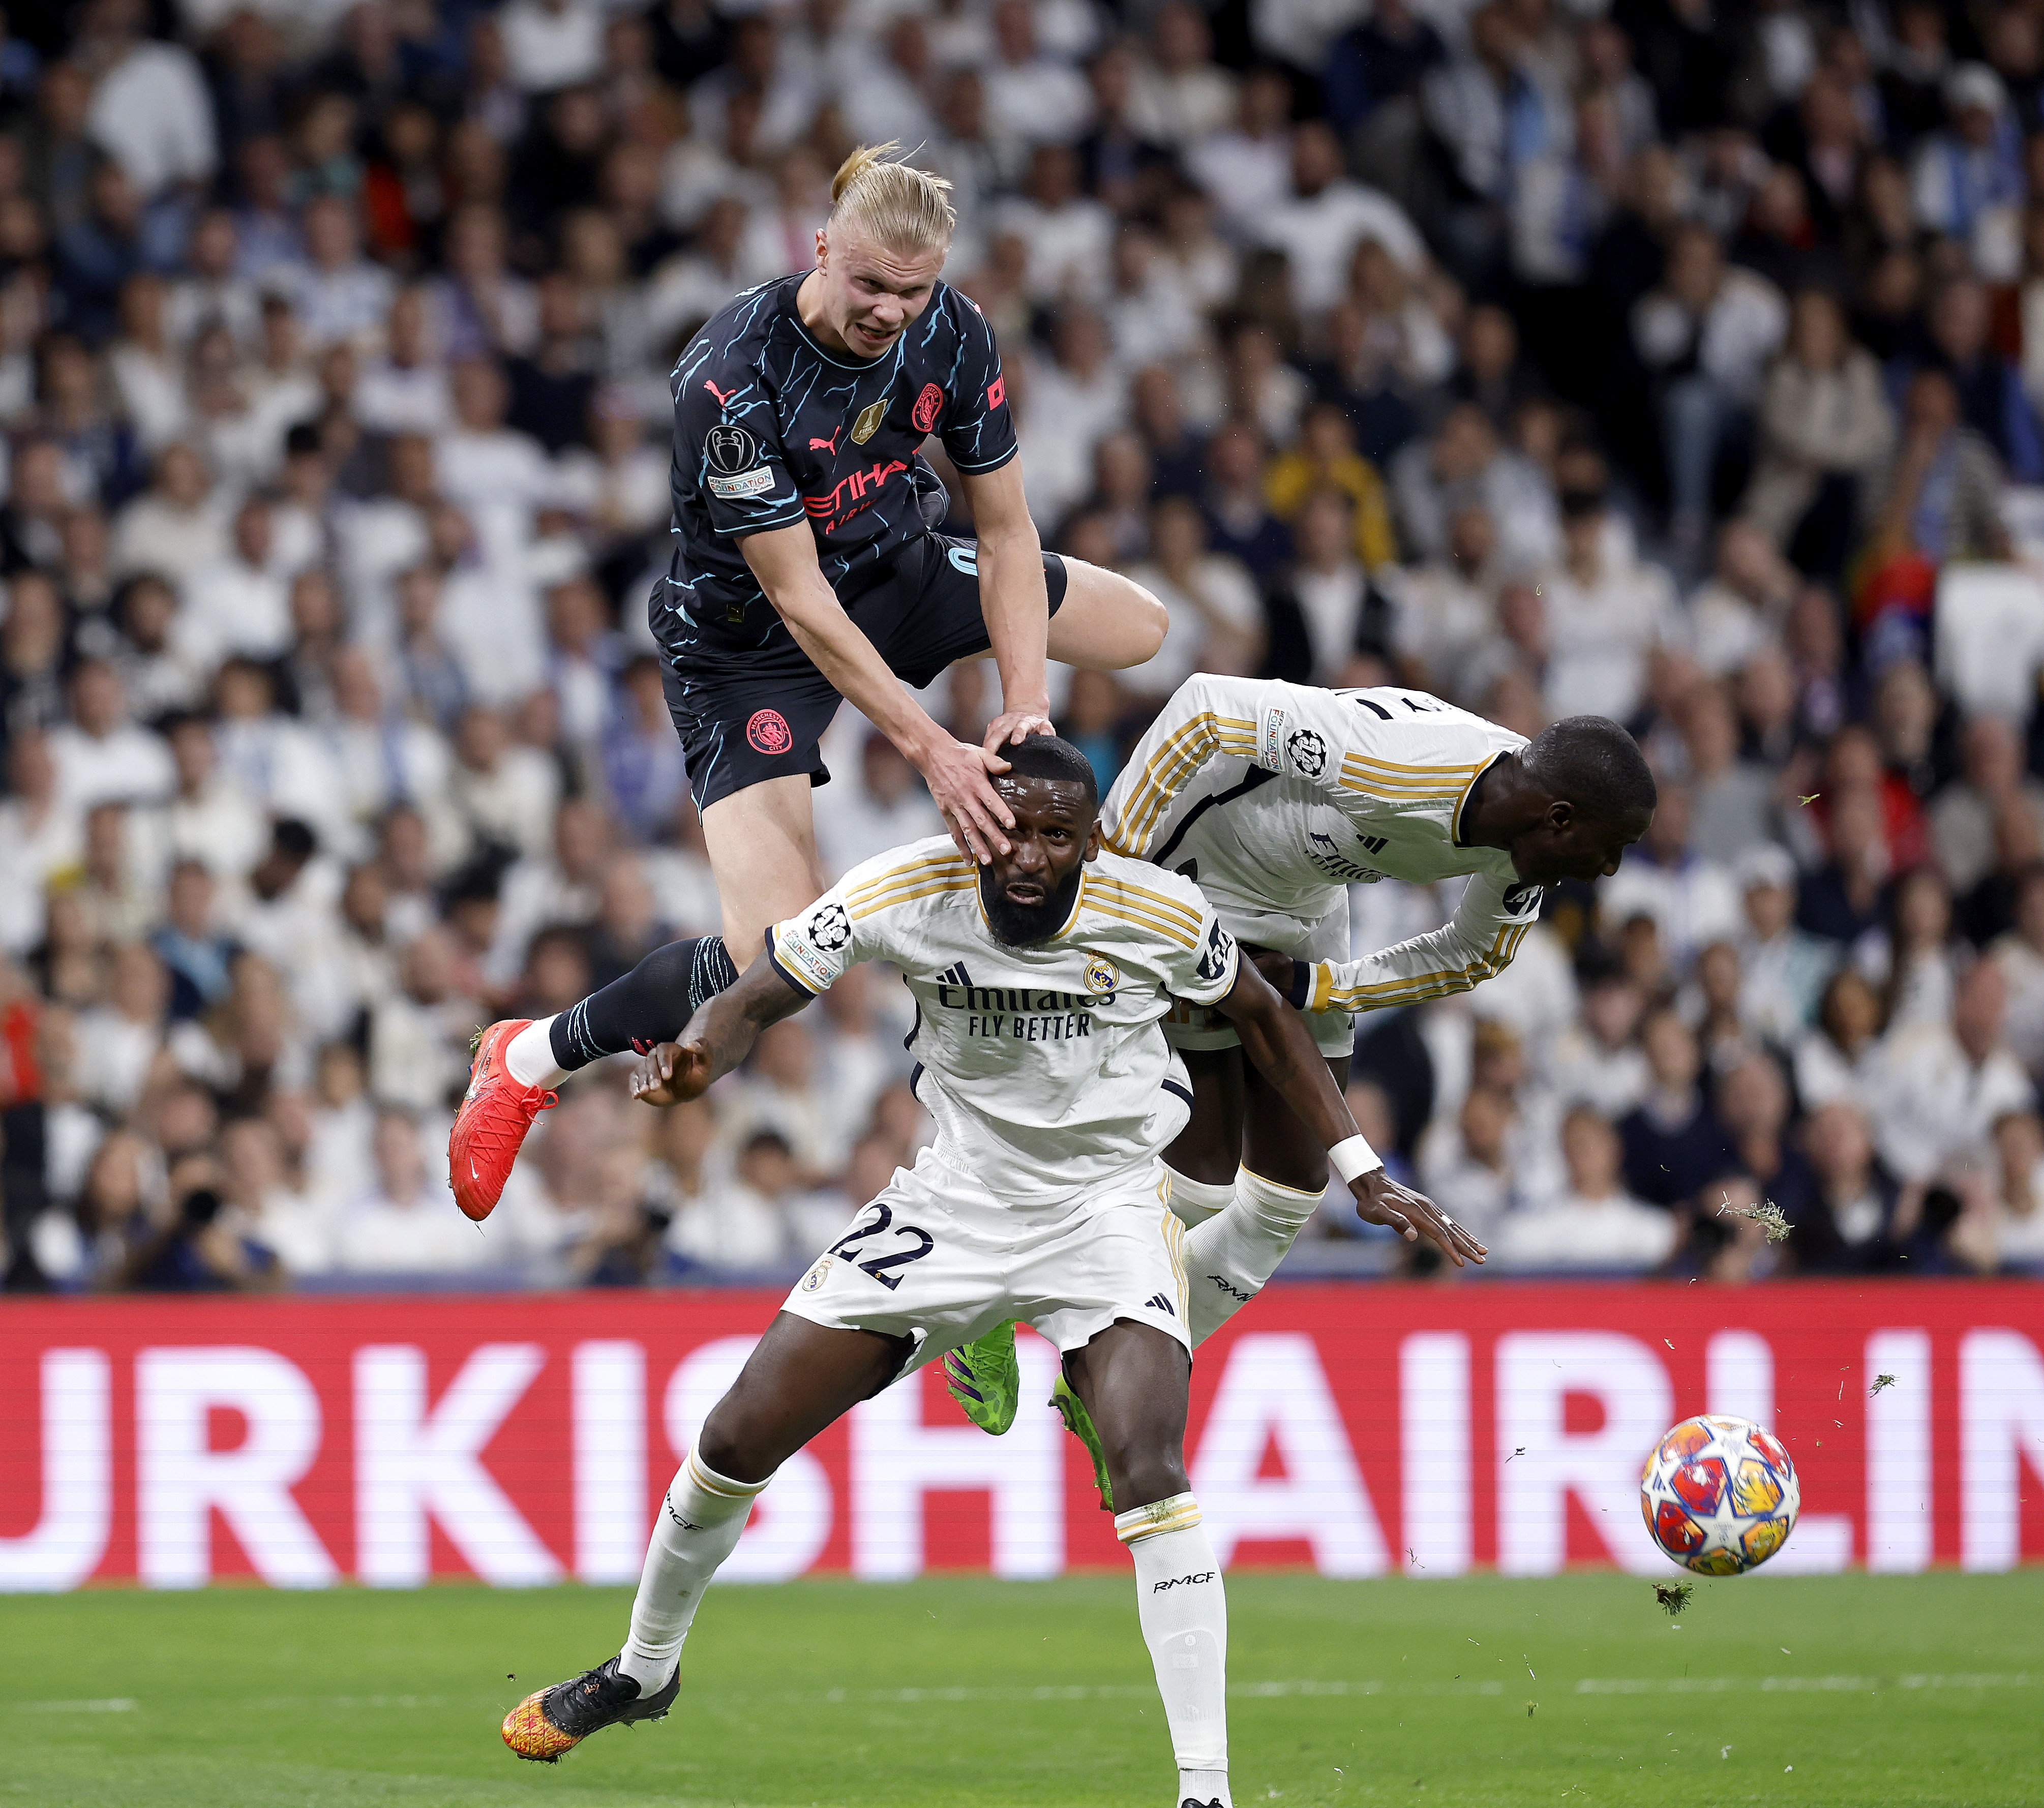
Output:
[827, 143, 956, 255]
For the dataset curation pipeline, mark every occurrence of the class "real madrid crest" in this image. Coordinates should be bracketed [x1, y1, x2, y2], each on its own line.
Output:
[800, 1256, 832, 1292]
[851, 398, 887, 444]
[1081, 952, 1120, 996]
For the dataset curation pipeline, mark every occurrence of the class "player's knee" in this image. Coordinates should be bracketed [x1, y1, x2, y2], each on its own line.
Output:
[1122, 580, 1168, 664]
[1165, 1139, 1236, 1190]
[694, 1409, 774, 1488]
[1109, 1444, 1190, 1512]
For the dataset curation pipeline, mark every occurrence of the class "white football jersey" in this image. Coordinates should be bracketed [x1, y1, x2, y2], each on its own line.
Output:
[1099, 674, 1545, 1015]
[769, 837, 1240, 1205]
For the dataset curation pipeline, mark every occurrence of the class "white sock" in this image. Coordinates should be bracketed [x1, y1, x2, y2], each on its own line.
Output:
[1184, 1168, 1322, 1347]
[617, 1447, 768, 1691]
[1164, 1165, 1236, 1228]
[505, 1015, 567, 1089]
[1117, 1494, 1229, 1808]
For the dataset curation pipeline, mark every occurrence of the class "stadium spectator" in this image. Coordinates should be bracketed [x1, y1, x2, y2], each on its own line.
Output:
[1, 0, 2040, 1295]
[1494, 1105, 1676, 1272]
[1618, 1007, 1737, 1210]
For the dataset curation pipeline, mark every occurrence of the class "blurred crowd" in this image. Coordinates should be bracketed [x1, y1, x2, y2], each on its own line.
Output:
[4, 0, 2044, 1291]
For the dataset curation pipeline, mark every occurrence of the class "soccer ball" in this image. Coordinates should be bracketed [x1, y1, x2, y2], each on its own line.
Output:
[1639, 1414, 1800, 1576]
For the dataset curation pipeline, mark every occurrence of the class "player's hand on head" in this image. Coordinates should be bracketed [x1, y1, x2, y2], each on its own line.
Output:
[981, 708, 1057, 761]
[629, 1040, 710, 1107]
[921, 735, 1016, 865]
[1349, 1170, 1487, 1268]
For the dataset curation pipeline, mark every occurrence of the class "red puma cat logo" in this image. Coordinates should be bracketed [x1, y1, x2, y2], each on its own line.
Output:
[702, 378, 735, 405]
[808, 427, 842, 454]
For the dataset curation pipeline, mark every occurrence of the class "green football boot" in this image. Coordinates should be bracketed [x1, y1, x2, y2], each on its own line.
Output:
[943, 1321, 1019, 1435]
[1050, 1371, 1114, 1512]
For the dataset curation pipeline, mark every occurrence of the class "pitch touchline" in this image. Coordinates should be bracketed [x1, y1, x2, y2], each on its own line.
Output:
[817, 1674, 2035, 1704]
[16, 1675, 2033, 1716]
[15, 1699, 138, 1714]
[1573, 1674, 2034, 1695]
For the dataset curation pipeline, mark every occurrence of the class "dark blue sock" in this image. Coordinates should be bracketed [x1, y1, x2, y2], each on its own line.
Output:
[548, 936, 741, 1072]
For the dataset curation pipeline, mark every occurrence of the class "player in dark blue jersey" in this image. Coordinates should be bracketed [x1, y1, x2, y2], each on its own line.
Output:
[450, 145, 1169, 1220]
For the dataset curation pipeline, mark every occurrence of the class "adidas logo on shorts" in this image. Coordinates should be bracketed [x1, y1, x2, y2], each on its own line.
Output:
[1145, 1293, 1176, 1316]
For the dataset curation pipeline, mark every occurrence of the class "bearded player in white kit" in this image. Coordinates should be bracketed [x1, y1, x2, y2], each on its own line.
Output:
[498, 737, 1482, 1808]
[946, 677, 1654, 1497]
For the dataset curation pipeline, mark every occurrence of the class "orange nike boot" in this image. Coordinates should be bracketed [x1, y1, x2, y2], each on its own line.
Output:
[449, 1019, 557, 1221]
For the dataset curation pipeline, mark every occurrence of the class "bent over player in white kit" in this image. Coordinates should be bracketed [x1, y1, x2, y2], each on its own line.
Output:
[947, 679, 1652, 1485]
[499, 738, 1477, 1808]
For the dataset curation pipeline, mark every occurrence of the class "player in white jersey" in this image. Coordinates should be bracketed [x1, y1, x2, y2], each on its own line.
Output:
[500, 737, 1480, 1808]
[1104, 673, 1654, 1331]
[944, 677, 1651, 1471]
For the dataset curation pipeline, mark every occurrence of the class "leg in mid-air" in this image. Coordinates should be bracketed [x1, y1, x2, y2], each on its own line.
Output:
[1176, 1049, 1351, 1347]
[946, 1040, 1347, 1470]
[449, 776, 827, 1220]
[954, 1031, 1358, 1522]
[1044, 557, 1170, 673]
[501, 1312, 906, 1762]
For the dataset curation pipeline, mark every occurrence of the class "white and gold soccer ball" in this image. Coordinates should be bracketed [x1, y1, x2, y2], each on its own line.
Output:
[1640, 1413, 1800, 1576]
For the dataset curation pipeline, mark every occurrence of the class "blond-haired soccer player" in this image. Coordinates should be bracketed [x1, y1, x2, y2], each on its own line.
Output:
[947, 680, 1652, 1486]
[500, 739, 1481, 1808]
[449, 145, 1166, 1220]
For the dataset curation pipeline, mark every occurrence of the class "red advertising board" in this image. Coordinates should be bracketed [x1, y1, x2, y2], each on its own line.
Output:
[3, 1281, 2041, 1589]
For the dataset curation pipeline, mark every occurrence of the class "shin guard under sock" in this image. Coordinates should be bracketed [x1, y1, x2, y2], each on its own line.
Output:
[1164, 1165, 1237, 1229]
[1117, 1493, 1229, 1808]
[546, 936, 740, 1075]
[617, 1448, 767, 1691]
[1183, 1167, 1322, 1347]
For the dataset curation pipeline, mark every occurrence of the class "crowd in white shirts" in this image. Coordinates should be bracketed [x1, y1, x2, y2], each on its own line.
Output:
[6, 0, 2044, 1289]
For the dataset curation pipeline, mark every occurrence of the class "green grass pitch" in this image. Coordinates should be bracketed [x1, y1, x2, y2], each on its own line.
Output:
[3, 1572, 2038, 1807]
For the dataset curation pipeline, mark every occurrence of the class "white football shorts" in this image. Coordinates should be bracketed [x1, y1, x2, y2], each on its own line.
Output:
[780, 1145, 1191, 1364]
[1162, 895, 1353, 1059]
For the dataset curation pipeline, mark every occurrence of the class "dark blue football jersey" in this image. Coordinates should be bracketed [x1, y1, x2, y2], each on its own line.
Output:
[655, 273, 1017, 657]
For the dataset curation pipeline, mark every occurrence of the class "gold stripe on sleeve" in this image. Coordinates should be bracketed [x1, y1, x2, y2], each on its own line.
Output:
[1078, 893, 1201, 950]
[1115, 712, 1257, 848]
[1089, 875, 1205, 933]
[1321, 920, 1527, 1010]
[848, 875, 975, 920]
[846, 852, 972, 902]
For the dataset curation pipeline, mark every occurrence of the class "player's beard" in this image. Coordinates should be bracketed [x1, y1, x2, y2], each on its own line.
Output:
[980, 863, 1084, 946]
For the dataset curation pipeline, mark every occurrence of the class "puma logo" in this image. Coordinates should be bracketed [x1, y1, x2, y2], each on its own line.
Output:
[702, 378, 735, 405]
[809, 428, 842, 454]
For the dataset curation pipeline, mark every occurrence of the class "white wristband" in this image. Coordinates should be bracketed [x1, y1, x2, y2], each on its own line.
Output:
[1328, 1134, 1380, 1184]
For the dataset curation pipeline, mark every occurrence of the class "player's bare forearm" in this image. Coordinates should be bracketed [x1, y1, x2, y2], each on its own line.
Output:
[742, 525, 944, 760]
[740, 520, 1018, 861]
[1214, 959, 1486, 1265]
[630, 951, 811, 1105]
[961, 461, 1052, 739]
[1213, 961, 1358, 1154]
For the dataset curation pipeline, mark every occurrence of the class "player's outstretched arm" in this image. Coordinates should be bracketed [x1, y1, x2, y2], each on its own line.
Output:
[1277, 870, 1541, 1019]
[740, 522, 1020, 865]
[1213, 959, 1487, 1268]
[958, 459, 1054, 754]
[628, 949, 814, 1106]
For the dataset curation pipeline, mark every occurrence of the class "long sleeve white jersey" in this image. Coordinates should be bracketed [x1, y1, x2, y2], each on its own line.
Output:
[768, 836, 1240, 1206]
[1098, 674, 1545, 1017]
